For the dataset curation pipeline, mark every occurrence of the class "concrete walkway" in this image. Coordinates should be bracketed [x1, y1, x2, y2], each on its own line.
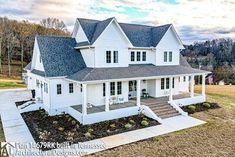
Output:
[0, 89, 206, 156]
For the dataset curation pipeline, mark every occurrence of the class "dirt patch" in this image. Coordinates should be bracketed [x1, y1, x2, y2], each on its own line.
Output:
[21, 109, 159, 150]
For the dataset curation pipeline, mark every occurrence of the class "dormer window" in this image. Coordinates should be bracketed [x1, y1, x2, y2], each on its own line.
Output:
[137, 51, 141, 61]
[164, 51, 168, 62]
[131, 51, 135, 61]
[164, 51, 173, 62]
[113, 51, 118, 63]
[169, 51, 172, 62]
[142, 52, 146, 61]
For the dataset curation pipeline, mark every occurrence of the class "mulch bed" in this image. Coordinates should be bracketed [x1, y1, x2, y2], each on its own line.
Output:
[21, 109, 159, 150]
[181, 102, 220, 114]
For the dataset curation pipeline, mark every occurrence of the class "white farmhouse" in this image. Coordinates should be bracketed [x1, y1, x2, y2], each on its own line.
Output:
[24, 17, 209, 125]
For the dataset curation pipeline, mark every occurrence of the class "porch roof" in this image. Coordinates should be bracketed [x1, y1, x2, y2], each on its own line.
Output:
[67, 64, 209, 82]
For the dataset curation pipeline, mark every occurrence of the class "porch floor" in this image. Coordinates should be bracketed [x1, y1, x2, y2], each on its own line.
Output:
[71, 101, 136, 114]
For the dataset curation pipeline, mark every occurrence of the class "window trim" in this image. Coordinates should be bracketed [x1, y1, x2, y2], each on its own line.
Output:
[106, 50, 111, 63]
[166, 78, 170, 89]
[169, 51, 172, 62]
[142, 51, 146, 61]
[44, 83, 48, 93]
[164, 51, 168, 62]
[103, 83, 106, 97]
[69, 83, 74, 93]
[172, 77, 175, 88]
[117, 82, 122, 95]
[57, 84, 62, 95]
[131, 51, 135, 62]
[137, 51, 141, 61]
[110, 82, 115, 96]
[161, 78, 165, 90]
[113, 51, 118, 63]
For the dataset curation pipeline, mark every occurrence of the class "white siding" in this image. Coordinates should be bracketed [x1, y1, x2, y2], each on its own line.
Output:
[74, 21, 89, 43]
[31, 39, 45, 71]
[128, 49, 156, 65]
[93, 21, 130, 67]
[155, 27, 181, 66]
[147, 79, 156, 97]
[81, 48, 95, 67]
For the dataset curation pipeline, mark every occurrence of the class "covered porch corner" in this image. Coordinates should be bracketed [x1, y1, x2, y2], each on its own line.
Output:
[67, 73, 206, 125]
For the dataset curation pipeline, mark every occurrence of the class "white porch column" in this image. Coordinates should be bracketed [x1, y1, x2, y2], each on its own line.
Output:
[190, 75, 195, 97]
[202, 74, 206, 96]
[169, 77, 173, 102]
[105, 82, 110, 112]
[82, 83, 87, 115]
[137, 79, 141, 107]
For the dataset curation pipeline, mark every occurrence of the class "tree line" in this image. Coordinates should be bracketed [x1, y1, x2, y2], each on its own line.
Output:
[0, 17, 69, 77]
[182, 38, 235, 84]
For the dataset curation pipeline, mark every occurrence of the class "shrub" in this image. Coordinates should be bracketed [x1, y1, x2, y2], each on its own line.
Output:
[71, 120, 76, 125]
[65, 115, 70, 118]
[187, 105, 196, 113]
[138, 112, 145, 118]
[110, 123, 116, 128]
[76, 124, 80, 130]
[58, 127, 65, 131]
[52, 121, 58, 125]
[141, 120, 149, 127]
[84, 132, 92, 138]
[203, 103, 211, 108]
[129, 119, 135, 124]
[88, 128, 94, 133]
[124, 123, 132, 129]
[142, 117, 148, 121]
[68, 117, 72, 122]
[39, 130, 51, 141]
[66, 131, 75, 141]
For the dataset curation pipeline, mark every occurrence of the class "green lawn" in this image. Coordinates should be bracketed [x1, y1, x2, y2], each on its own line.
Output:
[0, 81, 26, 89]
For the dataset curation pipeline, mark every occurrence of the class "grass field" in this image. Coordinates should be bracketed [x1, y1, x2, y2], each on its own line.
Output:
[90, 85, 235, 157]
[0, 79, 26, 89]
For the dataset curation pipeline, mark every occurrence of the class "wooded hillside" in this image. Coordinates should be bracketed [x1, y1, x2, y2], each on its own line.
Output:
[182, 38, 235, 84]
[0, 17, 69, 78]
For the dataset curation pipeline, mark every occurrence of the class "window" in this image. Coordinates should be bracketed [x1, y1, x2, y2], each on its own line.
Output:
[161, 78, 165, 90]
[183, 76, 186, 82]
[172, 78, 175, 88]
[103, 83, 106, 97]
[117, 82, 122, 95]
[131, 51, 135, 61]
[179, 77, 181, 82]
[169, 51, 172, 62]
[57, 84, 61, 95]
[166, 78, 170, 89]
[44, 83, 48, 93]
[113, 51, 118, 63]
[80, 84, 83, 92]
[164, 51, 168, 62]
[137, 51, 141, 61]
[69, 83, 73, 93]
[110, 82, 115, 96]
[106, 51, 111, 63]
[36, 79, 40, 87]
[142, 51, 146, 61]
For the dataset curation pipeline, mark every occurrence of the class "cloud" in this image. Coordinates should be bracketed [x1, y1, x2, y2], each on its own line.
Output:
[0, 0, 235, 44]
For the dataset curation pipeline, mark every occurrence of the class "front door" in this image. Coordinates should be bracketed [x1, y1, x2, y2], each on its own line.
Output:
[129, 80, 137, 98]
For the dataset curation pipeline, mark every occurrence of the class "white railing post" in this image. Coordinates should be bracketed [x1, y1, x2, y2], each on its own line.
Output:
[137, 79, 141, 106]
[169, 77, 173, 102]
[82, 83, 87, 115]
[202, 74, 206, 96]
[190, 75, 194, 97]
[105, 82, 110, 112]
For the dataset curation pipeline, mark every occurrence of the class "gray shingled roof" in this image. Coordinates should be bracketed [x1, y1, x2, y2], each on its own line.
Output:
[67, 55, 209, 82]
[36, 36, 86, 77]
[77, 18, 171, 47]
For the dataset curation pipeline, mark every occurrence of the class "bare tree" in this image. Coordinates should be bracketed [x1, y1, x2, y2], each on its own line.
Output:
[40, 17, 68, 32]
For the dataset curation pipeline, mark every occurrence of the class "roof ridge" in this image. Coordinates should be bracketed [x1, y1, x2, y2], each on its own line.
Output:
[36, 35, 71, 38]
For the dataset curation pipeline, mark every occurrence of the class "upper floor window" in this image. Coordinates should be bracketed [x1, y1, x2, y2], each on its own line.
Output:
[57, 84, 62, 95]
[172, 77, 175, 88]
[80, 84, 83, 92]
[183, 76, 186, 82]
[137, 51, 141, 61]
[36, 79, 40, 88]
[142, 52, 146, 61]
[106, 51, 111, 63]
[169, 51, 172, 62]
[113, 51, 118, 63]
[117, 82, 122, 95]
[110, 82, 115, 96]
[69, 83, 74, 93]
[131, 51, 135, 61]
[164, 51, 168, 62]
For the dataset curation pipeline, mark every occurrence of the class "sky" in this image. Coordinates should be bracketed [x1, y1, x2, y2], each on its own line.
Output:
[0, 0, 235, 44]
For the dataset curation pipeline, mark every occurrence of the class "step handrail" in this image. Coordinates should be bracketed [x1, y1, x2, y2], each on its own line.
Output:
[169, 101, 188, 116]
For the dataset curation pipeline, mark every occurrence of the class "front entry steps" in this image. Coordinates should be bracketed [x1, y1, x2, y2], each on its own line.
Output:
[144, 99, 181, 119]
